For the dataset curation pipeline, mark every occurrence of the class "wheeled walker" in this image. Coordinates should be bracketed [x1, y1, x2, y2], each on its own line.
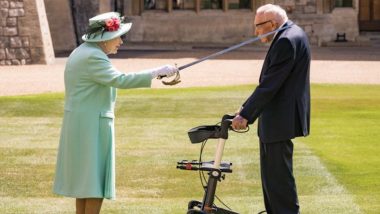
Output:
[177, 115, 247, 214]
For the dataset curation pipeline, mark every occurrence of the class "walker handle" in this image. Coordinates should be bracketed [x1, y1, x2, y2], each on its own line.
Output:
[220, 114, 234, 139]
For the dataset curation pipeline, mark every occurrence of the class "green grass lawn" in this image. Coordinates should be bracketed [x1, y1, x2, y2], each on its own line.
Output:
[302, 84, 380, 214]
[0, 84, 379, 213]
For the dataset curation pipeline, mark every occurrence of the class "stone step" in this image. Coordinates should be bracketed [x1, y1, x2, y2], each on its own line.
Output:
[322, 40, 372, 47]
[359, 31, 380, 40]
[358, 32, 380, 47]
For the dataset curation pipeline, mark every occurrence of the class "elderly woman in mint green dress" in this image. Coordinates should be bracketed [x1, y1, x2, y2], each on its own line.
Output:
[53, 12, 178, 214]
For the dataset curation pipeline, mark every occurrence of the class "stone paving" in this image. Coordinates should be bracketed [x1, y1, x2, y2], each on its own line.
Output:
[0, 46, 379, 96]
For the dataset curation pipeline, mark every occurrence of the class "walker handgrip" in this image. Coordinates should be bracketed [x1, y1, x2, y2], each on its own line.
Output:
[220, 114, 234, 139]
[222, 114, 235, 122]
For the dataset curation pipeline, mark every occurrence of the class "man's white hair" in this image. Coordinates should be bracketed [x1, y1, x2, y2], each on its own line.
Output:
[256, 4, 288, 25]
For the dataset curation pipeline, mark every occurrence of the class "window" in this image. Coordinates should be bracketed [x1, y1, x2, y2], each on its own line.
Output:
[144, 0, 167, 10]
[202, 0, 222, 9]
[141, 0, 254, 12]
[229, 0, 251, 9]
[334, 0, 353, 7]
[174, 0, 196, 10]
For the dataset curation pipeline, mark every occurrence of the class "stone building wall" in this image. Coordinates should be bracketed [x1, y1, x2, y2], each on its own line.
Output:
[0, 0, 54, 65]
[280, 0, 359, 45]
[41, 0, 362, 52]
[123, 0, 359, 46]
[127, 10, 255, 44]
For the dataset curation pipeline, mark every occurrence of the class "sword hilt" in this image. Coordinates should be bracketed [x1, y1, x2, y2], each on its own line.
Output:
[157, 64, 181, 85]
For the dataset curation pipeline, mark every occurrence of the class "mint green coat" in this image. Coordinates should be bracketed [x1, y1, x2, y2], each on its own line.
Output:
[53, 42, 152, 199]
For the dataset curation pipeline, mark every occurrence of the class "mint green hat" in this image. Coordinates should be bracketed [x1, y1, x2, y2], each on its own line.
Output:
[82, 12, 132, 42]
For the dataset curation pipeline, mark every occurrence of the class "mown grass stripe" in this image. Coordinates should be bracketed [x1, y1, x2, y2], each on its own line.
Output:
[295, 141, 362, 214]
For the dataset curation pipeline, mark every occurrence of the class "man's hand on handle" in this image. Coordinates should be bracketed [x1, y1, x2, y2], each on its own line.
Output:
[232, 115, 248, 130]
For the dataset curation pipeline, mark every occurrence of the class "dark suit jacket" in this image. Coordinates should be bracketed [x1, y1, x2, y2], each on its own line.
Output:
[239, 21, 311, 143]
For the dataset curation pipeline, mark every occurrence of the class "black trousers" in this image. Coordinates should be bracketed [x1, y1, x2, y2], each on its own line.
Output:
[260, 139, 300, 214]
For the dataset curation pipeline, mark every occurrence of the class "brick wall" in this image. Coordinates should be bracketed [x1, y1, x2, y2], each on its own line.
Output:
[0, 0, 54, 65]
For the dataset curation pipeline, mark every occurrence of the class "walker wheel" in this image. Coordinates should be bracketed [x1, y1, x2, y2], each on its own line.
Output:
[187, 209, 206, 214]
[188, 200, 202, 210]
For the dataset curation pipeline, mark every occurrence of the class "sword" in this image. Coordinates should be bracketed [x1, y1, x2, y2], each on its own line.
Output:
[159, 25, 291, 85]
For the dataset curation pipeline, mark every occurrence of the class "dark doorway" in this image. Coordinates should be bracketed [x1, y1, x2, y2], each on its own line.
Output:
[359, 0, 380, 31]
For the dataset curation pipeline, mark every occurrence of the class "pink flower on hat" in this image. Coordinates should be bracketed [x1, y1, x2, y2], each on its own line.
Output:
[104, 17, 120, 32]
[85, 12, 128, 40]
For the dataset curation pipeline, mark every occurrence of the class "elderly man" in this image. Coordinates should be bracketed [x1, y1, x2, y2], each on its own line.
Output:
[232, 4, 311, 214]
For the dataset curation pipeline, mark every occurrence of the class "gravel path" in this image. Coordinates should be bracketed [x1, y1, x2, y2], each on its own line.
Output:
[0, 46, 379, 96]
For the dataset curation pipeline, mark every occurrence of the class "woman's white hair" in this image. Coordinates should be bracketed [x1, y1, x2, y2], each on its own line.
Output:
[256, 4, 288, 25]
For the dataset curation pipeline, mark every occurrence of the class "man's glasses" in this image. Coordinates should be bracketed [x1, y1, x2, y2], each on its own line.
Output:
[255, 20, 272, 28]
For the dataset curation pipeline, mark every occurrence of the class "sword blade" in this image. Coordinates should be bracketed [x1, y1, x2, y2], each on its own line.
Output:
[178, 25, 291, 71]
